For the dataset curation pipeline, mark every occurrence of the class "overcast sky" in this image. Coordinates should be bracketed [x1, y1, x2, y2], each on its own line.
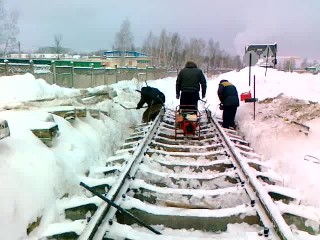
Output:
[4, 0, 320, 60]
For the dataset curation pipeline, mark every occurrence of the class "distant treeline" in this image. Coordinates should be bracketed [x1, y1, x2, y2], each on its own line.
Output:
[139, 31, 243, 72]
[95, 18, 244, 71]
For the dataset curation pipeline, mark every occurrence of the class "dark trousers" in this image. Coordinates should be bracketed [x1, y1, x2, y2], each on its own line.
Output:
[180, 92, 199, 110]
[222, 106, 238, 128]
[142, 104, 163, 122]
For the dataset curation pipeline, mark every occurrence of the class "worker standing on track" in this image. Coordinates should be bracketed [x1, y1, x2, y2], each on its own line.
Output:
[176, 60, 207, 110]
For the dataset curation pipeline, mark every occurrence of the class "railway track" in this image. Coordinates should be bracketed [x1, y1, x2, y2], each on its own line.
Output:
[41, 108, 320, 240]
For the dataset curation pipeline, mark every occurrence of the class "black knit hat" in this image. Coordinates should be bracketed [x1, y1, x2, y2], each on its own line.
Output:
[219, 79, 228, 83]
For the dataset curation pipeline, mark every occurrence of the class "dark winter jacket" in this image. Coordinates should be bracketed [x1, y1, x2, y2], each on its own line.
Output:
[176, 61, 207, 98]
[217, 80, 239, 107]
[137, 87, 165, 109]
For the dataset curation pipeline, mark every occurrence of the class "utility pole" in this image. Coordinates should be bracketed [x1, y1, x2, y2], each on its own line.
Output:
[18, 41, 21, 57]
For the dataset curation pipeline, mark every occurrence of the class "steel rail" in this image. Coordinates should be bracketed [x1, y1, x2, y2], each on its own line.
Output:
[79, 110, 164, 240]
[210, 116, 294, 240]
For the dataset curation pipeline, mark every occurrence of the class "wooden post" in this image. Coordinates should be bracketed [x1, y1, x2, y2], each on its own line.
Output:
[103, 67, 106, 85]
[90, 63, 94, 87]
[265, 47, 269, 76]
[253, 75, 256, 120]
[136, 66, 138, 81]
[114, 64, 118, 83]
[248, 53, 252, 86]
[145, 65, 148, 81]
[52, 60, 56, 84]
[4, 59, 9, 76]
[71, 61, 74, 88]
[30, 60, 34, 75]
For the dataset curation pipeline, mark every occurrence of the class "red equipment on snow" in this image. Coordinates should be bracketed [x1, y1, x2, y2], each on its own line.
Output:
[240, 91, 252, 101]
[175, 105, 201, 140]
[181, 121, 197, 135]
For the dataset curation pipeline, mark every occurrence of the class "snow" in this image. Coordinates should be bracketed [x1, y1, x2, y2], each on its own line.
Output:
[121, 196, 256, 217]
[0, 73, 81, 103]
[131, 178, 240, 196]
[106, 221, 264, 240]
[0, 68, 320, 239]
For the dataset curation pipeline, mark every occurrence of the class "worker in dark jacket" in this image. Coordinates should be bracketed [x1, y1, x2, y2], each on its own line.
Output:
[176, 61, 207, 109]
[136, 86, 165, 122]
[217, 79, 239, 129]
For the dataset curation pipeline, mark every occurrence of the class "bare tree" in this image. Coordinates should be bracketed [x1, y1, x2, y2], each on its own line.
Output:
[283, 58, 296, 72]
[54, 34, 63, 59]
[114, 18, 134, 51]
[233, 55, 243, 69]
[0, 2, 19, 56]
[206, 39, 221, 69]
[300, 58, 313, 69]
[113, 18, 134, 66]
[312, 60, 318, 66]
[142, 31, 158, 66]
[157, 29, 169, 67]
[184, 38, 206, 68]
[167, 32, 182, 71]
[143, 30, 183, 69]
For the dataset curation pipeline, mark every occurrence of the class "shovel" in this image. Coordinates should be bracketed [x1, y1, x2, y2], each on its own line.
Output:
[115, 102, 146, 110]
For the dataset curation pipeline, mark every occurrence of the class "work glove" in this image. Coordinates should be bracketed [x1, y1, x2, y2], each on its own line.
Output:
[176, 94, 180, 99]
[219, 103, 223, 110]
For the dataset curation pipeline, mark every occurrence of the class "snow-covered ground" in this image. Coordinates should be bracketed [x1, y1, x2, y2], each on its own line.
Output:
[0, 68, 320, 239]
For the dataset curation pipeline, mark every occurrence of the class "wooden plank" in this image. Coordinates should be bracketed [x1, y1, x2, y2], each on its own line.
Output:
[0, 119, 10, 140]
[30, 123, 59, 147]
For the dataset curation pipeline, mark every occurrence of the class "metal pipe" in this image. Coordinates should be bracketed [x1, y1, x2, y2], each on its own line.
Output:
[80, 182, 161, 235]
[249, 53, 252, 86]
[254, 75, 256, 120]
